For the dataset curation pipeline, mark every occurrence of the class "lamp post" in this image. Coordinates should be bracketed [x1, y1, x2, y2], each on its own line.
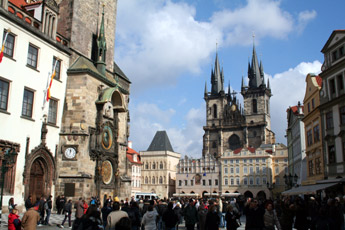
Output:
[0, 148, 18, 224]
[284, 173, 298, 189]
[266, 182, 275, 200]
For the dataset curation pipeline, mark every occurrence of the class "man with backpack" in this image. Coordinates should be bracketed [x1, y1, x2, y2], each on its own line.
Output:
[44, 195, 53, 225]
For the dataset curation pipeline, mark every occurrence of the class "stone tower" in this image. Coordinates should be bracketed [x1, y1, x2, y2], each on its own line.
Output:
[241, 44, 275, 148]
[55, 0, 132, 201]
[203, 52, 245, 158]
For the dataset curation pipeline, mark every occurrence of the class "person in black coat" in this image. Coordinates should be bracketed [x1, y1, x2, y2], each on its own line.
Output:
[127, 201, 141, 230]
[243, 198, 265, 230]
[225, 205, 241, 230]
[25, 195, 32, 211]
[205, 204, 220, 230]
[101, 202, 113, 229]
[162, 202, 179, 230]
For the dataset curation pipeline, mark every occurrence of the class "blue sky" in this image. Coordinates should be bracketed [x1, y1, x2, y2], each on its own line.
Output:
[114, 0, 345, 157]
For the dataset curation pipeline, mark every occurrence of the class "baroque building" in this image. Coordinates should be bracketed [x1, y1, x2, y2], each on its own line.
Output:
[302, 74, 325, 184]
[140, 131, 181, 198]
[286, 102, 307, 185]
[127, 141, 142, 197]
[319, 30, 345, 179]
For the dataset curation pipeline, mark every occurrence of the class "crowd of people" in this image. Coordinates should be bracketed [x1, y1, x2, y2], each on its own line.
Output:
[6, 194, 345, 230]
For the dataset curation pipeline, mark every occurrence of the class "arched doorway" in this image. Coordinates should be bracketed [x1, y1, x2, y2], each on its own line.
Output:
[29, 159, 45, 202]
[244, 191, 253, 198]
[257, 190, 266, 200]
[202, 191, 208, 197]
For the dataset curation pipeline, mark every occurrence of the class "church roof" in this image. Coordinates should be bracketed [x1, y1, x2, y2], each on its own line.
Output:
[147, 131, 174, 152]
[114, 61, 131, 83]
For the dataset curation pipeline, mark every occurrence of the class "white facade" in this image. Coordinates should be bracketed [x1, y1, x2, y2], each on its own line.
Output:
[0, 13, 69, 210]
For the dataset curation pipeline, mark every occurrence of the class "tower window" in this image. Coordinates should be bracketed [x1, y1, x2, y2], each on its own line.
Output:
[213, 104, 217, 118]
[229, 134, 241, 150]
[253, 99, 257, 113]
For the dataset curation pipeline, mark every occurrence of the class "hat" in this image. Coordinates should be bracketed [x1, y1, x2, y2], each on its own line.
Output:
[114, 196, 119, 202]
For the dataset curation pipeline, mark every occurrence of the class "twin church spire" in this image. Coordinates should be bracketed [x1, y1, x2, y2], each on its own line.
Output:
[96, 5, 107, 75]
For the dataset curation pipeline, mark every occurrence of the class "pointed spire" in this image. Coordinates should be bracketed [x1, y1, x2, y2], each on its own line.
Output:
[96, 4, 107, 75]
[204, 81, 208, 96]
[241, 76, 245, 88]
[227, 81, 231, 101]
[211, 49, 224, 95]
[248, 41, 262, 88]
[267, 78, 270, 89]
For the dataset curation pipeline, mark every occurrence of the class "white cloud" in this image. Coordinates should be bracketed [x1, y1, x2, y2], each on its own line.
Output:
[116, 0, 316, 92]
[269, 60, 322, 144]
[297, 10, 317, 34]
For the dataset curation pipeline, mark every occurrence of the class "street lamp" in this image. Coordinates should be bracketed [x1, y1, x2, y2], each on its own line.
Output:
[0, 148, 18, 224]
[284, 173, 298, 189]
[266, 182, 275, 200]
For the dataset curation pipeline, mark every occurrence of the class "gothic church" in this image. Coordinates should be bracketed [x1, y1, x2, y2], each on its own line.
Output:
[203, 44, 275, 158]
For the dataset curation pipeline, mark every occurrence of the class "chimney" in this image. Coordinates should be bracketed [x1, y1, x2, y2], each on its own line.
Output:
[297, 101, 303, 114]
[128, 141, 133, 149]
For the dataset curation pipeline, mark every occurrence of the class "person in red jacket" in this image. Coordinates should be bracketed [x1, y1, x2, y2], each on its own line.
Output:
[8, 208, 21, 230]
[83, 200, 89, 215]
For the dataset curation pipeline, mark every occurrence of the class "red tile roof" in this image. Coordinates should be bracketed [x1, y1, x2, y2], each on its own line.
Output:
[233, 147, 256, 154]
[9, 0, 42, 9]
[315, 75, 322, 87]
[126, 147, 142, 164]
[288, 105, 304, 114]
[233, 148, 242, 154]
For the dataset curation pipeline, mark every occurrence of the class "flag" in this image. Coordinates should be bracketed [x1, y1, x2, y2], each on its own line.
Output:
[46, 60, 58, 102]
[0, 29, 10, 63]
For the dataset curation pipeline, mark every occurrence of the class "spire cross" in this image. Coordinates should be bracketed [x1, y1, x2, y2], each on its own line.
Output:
[231, 90, 237, 97]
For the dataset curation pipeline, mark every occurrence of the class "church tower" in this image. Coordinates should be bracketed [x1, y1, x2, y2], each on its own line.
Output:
[241, 44, 275, 148]
[203, 52, 245, 158]
[56, 0, 132, 201]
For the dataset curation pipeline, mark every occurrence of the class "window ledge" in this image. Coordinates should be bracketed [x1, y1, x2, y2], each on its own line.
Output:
[4, 54, 16, 62]
[20, 115, 35, 122]
[54, 78, 62, 83]
[0, 109, 10, 115]
[26, 64, 40, 72]
[47, 123, 59, 128]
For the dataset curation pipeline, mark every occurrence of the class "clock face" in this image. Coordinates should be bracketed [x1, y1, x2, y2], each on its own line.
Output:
[101, 160, 113, 184]
[64, 147, 76, 159]
[102, 126, 113, 150]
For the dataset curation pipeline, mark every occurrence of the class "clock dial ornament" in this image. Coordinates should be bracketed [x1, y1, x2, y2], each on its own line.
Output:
[64, 147, 76, 159]
[101, 160, 113, 184]
[101, 126, 113, 150]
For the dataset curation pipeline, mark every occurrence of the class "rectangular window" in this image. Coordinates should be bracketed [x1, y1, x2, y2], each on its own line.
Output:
[236, 167, 239, 174]
[0, 79, 9, 111]
[236, 159, 239, 163]
[52, 57, 61, 80]
[340, 106, 345, 125]
[250, 167, 253, 174]
[332, 50, 338, 62]
[262, 177, 267, 185]
[338, 74, 344, 91]
[191, 180, 193, 186]
[326, 112, 334, 129]
[230, 160, 233, 163]
[275, 167, 279, 174]
[249, 159, 253, 163]
[243, 159, 247, 163]
[3, 30, 14, 58]
[185, 180, 187, 186]
[22, 89, 34, 118]
[224, 178, 228, 185]
[329, 145, 336, 164]
[27, 44, 38, 68]
[256, 158, 260, 163]
[276, 178, 280, 185]
[263, 167, 267, 174]
[236, 178, 240, 185]
[312, 98, 315, 109]
[202, 180, 206, 186]
[209, 179, 212, 186]
[243, 167, 248, 174]
[313, 125, 320, 143]
[256, 166, 260, 173]
[308, 103, 310, 113]
[243, 178, 248, 185]
[249, 177, 254, 185]
[309, 160, 314, 176]
[262, 158, 266, 163]
[329, 78, 336, 95]
[275, 159, 279, 163]
[48, 99, 58, 124]
[315, 158, 321, 175]
[307, 130, 313, 146]
[256, 177, 260, 185]
[215, 179, 218, 186]
[179, 180, 182, 186]
[230, 168, 234, 173]
[230, 178, 234, 185]
[224, 167, 228, 174]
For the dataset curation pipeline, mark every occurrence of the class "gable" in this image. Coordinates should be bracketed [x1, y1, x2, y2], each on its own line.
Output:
[321, 30, 345, 53]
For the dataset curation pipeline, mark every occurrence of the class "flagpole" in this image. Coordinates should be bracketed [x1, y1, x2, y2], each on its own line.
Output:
[42, 60, 58, 116]
[0, 29, 11, 63]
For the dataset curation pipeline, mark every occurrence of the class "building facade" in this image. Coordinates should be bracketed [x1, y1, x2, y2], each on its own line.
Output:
[55, 0, 131, 201]
[176, 153, 220, 197]
[319, 30, 345, 179]
[286, 103, 307, 185]
[302, 74, 325, 184]
[140, 131, 181, 199]
[127, 141, 142, 197]
[0, 0, 70, 210]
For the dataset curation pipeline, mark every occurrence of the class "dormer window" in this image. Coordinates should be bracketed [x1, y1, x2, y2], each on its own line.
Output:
[133, 154, 137, 162]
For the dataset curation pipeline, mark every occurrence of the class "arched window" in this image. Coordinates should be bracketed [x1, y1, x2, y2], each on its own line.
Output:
[159, 176, 163, 184]
[152, 177, 155, 184]
[253, 99, 257, 113]
[152, 162, 156, 169]
[213, 104, 217, 118]
[229, 134, 241, 150]
[160, 162, 163, 169]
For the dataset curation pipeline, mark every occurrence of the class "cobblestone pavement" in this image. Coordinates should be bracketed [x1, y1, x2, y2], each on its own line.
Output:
[0, 213, 247, 230]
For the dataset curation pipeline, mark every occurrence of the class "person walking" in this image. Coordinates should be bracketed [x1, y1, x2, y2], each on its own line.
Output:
[25, 195, 33, 211]
[142, 205, 159, 230]
[127, 201, 141, 230]
[174, 202, 183, 230]
[225, 205, 240, 230]
[162, 202, 179, 230]
[101, 202, 113, 229]
[21, 206, 40, 230]
[59, 199, 72, 228]
[205, 204, 220, 230]
[198, 201, 208, 230]
[8, 198, 15, 213]
[44, 195, 53, 225]
[263, 203, 281, 230]
[38, 196, 46, 226]
[76, 206, 102, 230]
[183, 199, 198, 230]
[72, 198, 85, 229]
[106, 202, 129, 230]
[244, 198, 265, 230]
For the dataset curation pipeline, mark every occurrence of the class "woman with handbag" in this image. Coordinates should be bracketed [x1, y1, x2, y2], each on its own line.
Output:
[59, 199, 72, 228]
[225, 205, 241, 230]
